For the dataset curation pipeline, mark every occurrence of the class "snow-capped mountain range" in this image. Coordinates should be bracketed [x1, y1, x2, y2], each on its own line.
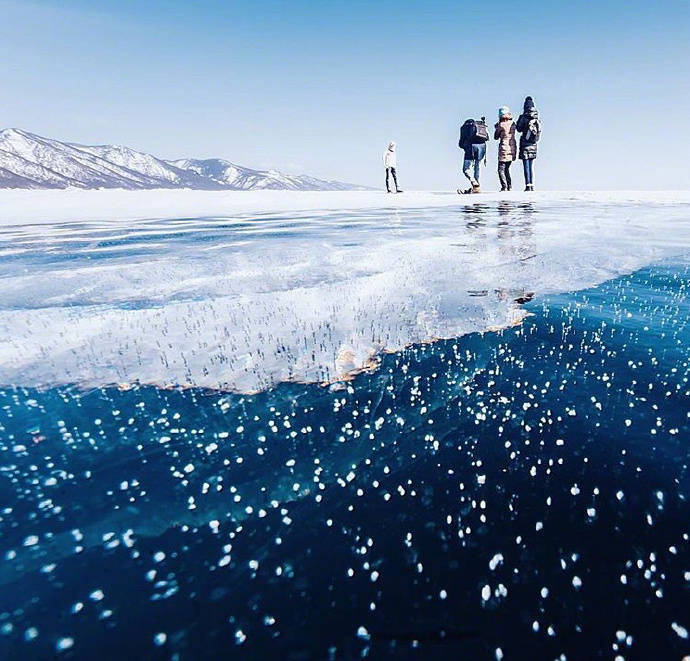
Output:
[0, 129, 367, 191]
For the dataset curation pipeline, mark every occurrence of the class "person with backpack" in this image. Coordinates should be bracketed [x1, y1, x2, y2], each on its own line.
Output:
[494, 106, 517, 191]
[457, 117, 489, 194]
[516, 96, 541, 191]
[383, 141, 402, 193]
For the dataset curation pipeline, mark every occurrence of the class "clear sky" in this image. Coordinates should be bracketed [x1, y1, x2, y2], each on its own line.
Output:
[1, 0, 689, 190]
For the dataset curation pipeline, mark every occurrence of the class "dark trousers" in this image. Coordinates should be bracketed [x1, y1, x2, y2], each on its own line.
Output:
[522, 158, 535, 186]
[386, 167, 399, 192]
[498, 161, 512, 190]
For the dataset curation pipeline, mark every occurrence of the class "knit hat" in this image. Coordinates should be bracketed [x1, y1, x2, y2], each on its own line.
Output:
[524, 96, 535, 111]
[498, 106, 511, 118]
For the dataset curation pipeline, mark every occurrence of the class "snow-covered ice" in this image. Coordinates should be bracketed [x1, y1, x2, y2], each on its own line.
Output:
[1, 190, 689, 392]
[0, 188, 689, 226]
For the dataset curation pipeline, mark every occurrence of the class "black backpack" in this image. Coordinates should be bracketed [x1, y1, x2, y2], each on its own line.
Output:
[472, 119, 489, 143]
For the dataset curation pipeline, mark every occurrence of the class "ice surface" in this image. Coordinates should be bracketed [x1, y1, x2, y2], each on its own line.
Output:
[0, 191, 689, 392]
[0, 189, 689, 226]
[1, 235, 688, 658]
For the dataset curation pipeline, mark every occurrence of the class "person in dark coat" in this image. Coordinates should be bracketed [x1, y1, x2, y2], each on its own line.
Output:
[457, 118, 487, 194]
[515, 96, 540, 191]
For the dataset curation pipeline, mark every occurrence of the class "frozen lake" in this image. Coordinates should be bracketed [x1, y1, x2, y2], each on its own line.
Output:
[0, 191, 689, 659]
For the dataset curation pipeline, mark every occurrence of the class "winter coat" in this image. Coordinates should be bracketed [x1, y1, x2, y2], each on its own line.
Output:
[493, 116, 517, 162]
[516, 108, 540, 160]
[383, 143, 397, 169]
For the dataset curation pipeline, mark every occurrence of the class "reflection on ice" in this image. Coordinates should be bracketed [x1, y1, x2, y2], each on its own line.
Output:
[0, 198, 689, 391]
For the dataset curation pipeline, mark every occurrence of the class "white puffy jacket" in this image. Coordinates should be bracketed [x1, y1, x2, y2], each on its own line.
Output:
[383, 142, 397, 168]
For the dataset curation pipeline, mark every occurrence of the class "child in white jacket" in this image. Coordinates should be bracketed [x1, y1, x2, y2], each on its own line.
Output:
[383, 142, 402, 193]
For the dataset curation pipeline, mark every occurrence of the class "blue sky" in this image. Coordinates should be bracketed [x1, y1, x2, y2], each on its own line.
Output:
[1, 0, 689, 190]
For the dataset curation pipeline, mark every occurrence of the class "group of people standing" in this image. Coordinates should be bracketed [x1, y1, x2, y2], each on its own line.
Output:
[383, 95, 541, 194]
[459, 95, 541, 194]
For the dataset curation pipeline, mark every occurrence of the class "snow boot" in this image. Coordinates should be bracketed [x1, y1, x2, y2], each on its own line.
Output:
[458, 188, 473, 195]
[471, 183, 481, 194]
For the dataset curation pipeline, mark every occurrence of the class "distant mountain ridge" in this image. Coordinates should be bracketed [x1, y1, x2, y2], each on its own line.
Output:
[0, 129, 367, 191]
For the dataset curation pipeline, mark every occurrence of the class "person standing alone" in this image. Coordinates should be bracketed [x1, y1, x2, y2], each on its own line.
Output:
[494, 106, 517, 191]
[516, 96, 541, 191]
[383, 142, 402, 193]
[458, 117, 489, 194]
